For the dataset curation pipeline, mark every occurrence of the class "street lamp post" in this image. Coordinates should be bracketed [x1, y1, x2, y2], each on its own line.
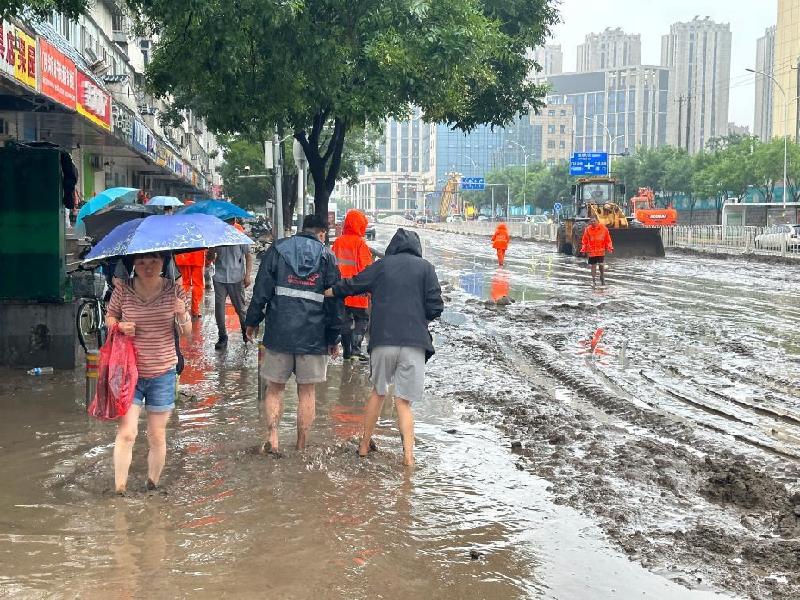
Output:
[747, 68, 788, 208]
[582, 116, 627, 155]
[507, 140, 530, 216]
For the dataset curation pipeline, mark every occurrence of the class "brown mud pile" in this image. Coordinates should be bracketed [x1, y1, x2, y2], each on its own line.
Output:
[435, 281, 800, 598]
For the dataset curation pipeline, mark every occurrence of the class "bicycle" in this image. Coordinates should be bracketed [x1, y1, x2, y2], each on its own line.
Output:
[72, 263, 109, 353]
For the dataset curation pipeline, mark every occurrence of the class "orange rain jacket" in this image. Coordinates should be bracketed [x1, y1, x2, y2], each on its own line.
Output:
[331, 210, 373, 309]
[175, 249, 207, 267]
[492, 224, 510, 250]
[580, 223, 614, 257]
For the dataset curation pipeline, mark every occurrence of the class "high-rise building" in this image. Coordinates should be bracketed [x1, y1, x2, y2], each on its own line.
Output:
[338, 109, 563, 213]
[341, 108, 436, 213]
[546, 66, 672, 154]
[754, 26, 776, 142]
[533, 104, 574, 165]
[773, 1, 800, 140]
[529, 45, 563, 77]
[661, 17, 732, 153]
[577, 28, 641, 73]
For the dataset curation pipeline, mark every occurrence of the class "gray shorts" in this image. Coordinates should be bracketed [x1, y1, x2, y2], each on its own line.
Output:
[262, 348, 328, 385]
[370, 346, 426, 404]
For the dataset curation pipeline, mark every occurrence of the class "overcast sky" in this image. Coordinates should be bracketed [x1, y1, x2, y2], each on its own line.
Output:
[547, 0, 778, 129]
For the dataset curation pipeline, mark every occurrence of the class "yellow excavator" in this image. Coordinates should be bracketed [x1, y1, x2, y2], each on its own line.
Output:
[556, 176, 665, 258]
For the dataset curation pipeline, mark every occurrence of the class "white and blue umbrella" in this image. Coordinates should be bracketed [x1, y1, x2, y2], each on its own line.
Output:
[148, 196, 184, 207]
[83, 213, 252, 263]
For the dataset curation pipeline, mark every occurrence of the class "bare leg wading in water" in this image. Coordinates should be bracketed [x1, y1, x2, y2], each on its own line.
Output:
[114, 405, 172, 493]
[263, 381, 317, 452]
[359, 390, 415, 467]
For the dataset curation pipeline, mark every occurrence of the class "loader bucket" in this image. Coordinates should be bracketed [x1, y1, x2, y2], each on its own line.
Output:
[608, 227, 665, 258]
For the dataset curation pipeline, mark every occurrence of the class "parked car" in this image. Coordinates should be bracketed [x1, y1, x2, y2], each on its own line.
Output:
[754, 223, 800, 250]
[445, 215, 464, 223]
[477, 215, 490, 222]
[365, 222, 376, 240]
[415, 215, 433, 224]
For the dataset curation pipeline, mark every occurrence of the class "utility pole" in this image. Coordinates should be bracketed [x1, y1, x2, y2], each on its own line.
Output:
[676, 95, 684, 149]
[272, 131, 284, 239]
[685, 94, 692, 153]
[292, 139, 307, 229]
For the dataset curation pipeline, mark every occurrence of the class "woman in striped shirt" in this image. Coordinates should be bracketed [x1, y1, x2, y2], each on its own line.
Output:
[106, 252, 192, 494]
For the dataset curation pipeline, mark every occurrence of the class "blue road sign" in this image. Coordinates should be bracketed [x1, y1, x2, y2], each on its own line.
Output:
[460, 177, 485, 190]
[569, 152, 609, 176]
[553, 202, 563, 213]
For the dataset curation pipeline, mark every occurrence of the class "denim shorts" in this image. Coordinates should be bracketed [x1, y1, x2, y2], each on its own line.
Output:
[133, 368, 176, 412]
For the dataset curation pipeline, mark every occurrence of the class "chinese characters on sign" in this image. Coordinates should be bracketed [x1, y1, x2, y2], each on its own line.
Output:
[0, 21, 37, 89]
[77, 71, 111, 130]
[39, 38, 77, 108]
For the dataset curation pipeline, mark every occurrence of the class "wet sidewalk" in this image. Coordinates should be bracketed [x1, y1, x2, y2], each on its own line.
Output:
[0, 286, 729, 599]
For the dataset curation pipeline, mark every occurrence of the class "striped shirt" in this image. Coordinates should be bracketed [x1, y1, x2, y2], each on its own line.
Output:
[107, 280, 189, 378]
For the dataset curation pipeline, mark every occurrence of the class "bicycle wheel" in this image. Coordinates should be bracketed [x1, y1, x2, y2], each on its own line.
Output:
[76, 299, 101, 353]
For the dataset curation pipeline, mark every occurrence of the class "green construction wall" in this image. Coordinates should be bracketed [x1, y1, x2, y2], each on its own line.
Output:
[0, 143, 66, 302]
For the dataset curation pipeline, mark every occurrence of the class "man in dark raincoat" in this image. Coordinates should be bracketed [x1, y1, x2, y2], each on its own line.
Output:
[326, 228, 443, 466]
[245, 214, 342, 453]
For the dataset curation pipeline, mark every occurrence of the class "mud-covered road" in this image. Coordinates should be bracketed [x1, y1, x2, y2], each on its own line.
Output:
[1, 223, 797, 599]
[415, 223, 800, 599]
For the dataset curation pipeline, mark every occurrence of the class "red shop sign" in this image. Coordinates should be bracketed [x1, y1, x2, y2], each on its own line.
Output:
[39, 38, 77, 109]
[77, 70, 111, 130]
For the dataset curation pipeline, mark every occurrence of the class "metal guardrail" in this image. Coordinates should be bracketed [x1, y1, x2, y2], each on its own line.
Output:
[429, 221, 558, 242]
[662, 225, 800, 257]
[427, 222, 800, 258]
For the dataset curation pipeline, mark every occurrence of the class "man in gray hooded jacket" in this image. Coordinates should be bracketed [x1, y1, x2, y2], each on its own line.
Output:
[245, 214, 342, 453]
[326, 228, 443, 466]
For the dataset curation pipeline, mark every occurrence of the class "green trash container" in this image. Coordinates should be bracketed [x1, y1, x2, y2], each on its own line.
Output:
[0, 142, 66, 302]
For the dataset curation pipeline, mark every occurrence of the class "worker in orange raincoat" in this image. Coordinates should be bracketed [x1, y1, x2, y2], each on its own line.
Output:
[175, 249, 207, 319]
[491, 223, 510, 267]
[580, 213, 614, 286]
[331, 210, 373, 360]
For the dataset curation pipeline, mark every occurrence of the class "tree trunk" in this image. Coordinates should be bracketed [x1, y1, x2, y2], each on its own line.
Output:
[282, 171, 298, 231]
[295, 113, 348, 223]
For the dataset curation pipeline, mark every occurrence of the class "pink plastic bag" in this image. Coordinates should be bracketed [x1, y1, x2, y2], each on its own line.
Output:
[88, 324, 138, 420]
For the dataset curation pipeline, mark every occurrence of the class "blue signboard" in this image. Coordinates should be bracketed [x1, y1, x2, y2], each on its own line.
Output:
[569, 152, 609, 176]
[553, 202, 563, 213]
[461, 177, 485, 190]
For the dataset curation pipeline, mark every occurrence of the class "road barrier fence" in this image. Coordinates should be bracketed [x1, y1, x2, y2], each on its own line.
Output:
[425, 221, 800, 258]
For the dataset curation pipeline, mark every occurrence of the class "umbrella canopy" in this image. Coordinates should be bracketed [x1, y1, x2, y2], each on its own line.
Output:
[178, 199, 254, 221]
[148, 195, 184, 207]
[80, 204, 159, 241]
[83, 213, 253, 263]
[76, 187, 139, 224]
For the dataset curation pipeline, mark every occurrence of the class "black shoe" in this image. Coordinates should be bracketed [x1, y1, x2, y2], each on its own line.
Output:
[214, 337, 228, 350]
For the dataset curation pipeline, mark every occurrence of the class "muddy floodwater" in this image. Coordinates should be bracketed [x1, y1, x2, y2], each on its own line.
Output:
[2, 223, 797, 599]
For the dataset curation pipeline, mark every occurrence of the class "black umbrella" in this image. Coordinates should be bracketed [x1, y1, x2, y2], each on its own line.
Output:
[81, 204, 158, 242]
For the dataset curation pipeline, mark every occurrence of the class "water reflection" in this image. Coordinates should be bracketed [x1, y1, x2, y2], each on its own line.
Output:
[456, 267, 547, 303]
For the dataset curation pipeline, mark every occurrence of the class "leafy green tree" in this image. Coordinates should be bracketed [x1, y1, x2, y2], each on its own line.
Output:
[130, 0, 559, 221]
[1, 0, 87, 19]
[216, 137, 274, 213]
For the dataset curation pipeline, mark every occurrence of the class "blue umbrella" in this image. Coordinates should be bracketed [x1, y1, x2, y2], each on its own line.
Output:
[178, 199, 254, 220]
[148, 196, 184, 207]
[83, 213, 253, 263]
[76, 187, 139, 224]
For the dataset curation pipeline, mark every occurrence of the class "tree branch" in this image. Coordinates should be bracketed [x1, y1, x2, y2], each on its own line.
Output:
[325, 118, 348, 192]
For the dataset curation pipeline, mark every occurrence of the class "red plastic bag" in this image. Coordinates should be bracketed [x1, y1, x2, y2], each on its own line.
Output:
[88, 324, 138, 420]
